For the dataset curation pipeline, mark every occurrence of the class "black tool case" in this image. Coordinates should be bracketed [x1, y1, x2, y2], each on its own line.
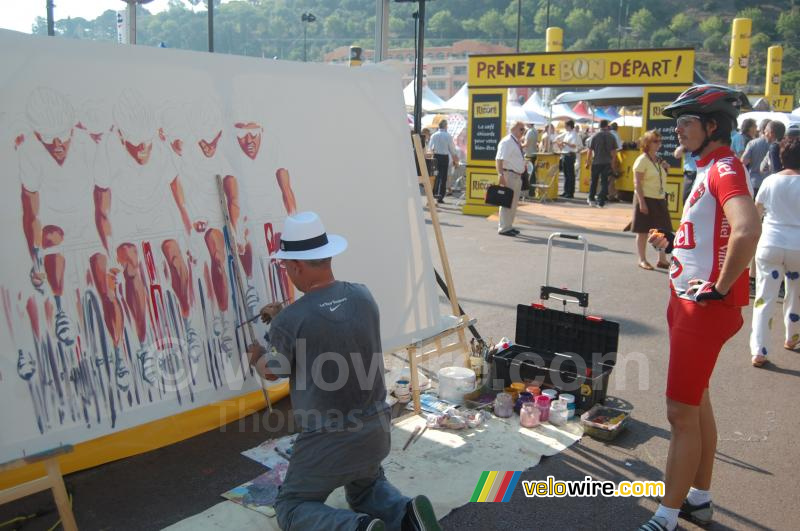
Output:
[491, 233, 620, 412]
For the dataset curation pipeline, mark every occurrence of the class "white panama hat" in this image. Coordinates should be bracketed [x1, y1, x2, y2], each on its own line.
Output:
[273, 211, 348, 260]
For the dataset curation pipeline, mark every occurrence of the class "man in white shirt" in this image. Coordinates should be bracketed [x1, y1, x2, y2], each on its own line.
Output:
[495, 121, 526, 236]
[556, 119, 581, 198]
[427, 120, 459, 204]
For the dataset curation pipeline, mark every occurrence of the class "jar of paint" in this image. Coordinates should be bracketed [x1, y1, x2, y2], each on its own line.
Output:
[559, 394, 576, 419]
[504, 385, 520, 403]
[525, 385, 541, 396]
[494, 392, 513, 418]
[510, 382, 526, 397]
[514, 391, 534, 414]
[520, 402, 540, 428]
[534, 394, 551, 422]
[549, 399, 568, 426]
[542, 389, 558, 401]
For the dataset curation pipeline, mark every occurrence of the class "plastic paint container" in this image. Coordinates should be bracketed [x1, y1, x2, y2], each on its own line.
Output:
[520, 402, 540, 428]
[542, 389, 558, 401]
[559, 394, 576, 419]
[549, 400, 568, 426]
[535, 394, 551, 422]
[438, 367, 476, 404]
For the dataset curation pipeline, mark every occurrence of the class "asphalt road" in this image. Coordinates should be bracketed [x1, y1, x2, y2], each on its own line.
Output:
[2, 195, 798, 530]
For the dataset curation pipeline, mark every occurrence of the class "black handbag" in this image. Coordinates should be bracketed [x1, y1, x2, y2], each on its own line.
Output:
[485, 184, 514, 208]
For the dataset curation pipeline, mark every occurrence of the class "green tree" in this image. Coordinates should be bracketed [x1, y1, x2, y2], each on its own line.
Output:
[703, 33, 727, 54]
[650, 29, 673, 48]
[428, 10, 460, 39]
[478, 10, 506, 39]
[669, 13, 693, 36]
[776, 9, 800, 41]
[629, 8, 658, 39]
[699, 15, 725, 36]
[565, 8, 593, 36]
[533, 5, 564, 35]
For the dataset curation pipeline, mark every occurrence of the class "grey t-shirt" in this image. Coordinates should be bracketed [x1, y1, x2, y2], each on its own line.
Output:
[743, 136, 769, 189]
[588, 130, 617, 165]
[524, 128, 538, 156]
[267, 281, 388, 433]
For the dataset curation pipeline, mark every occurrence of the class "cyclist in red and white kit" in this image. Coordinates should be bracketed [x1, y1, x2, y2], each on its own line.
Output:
[639, 86, 761, 531]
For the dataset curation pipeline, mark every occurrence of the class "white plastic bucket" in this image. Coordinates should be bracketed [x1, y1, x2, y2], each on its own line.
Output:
[437, 367, 476, 404]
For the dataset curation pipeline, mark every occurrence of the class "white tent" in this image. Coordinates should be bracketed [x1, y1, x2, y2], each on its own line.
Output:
[550, 103, 585, 122]
[436, 83, 468, 113]
[507, 102, 546, 125]
[612, 115, 642, 128]
[522, 91, 551, 118]
[403, 80, 447, 112]
[738, 111, 800, 128]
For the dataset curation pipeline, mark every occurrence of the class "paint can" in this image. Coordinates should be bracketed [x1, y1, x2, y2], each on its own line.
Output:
[549, 399, 568, 426]
[542, 388, 558, 401]
[559, 394, 576, 419]
[535, 394, 551, 422]
[437, 367, 476, 404]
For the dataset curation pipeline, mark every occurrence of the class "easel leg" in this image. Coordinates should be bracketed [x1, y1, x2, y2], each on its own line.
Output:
[44, 458, 78, 531]
[408, 345, 421, 414]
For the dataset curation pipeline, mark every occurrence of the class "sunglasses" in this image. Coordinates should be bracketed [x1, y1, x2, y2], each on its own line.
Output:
[676, 115, 701, 127]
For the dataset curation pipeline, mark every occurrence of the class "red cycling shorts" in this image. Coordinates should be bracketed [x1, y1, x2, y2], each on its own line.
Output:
[666, 293, 743, 405]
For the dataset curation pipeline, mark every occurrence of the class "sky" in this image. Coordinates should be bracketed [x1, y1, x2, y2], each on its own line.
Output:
[1, 0, 190, 33]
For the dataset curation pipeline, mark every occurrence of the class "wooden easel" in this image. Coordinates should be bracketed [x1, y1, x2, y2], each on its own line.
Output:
[402, 134, 473, 414]
[0, 445, 78, 531]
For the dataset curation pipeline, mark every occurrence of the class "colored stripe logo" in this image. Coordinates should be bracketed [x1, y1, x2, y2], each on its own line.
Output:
[470, 471, 522, 502]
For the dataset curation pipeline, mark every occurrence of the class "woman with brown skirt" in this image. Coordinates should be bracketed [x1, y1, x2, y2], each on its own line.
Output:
[632, 130, 672, 270]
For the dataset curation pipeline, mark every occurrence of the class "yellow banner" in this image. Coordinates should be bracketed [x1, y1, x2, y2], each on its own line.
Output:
[468, 49, 695, 87]
[747, 93, 795, 112]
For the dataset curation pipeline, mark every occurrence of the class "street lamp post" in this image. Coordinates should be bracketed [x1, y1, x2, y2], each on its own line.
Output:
[120, 0, 155, 45]
[301, 12, 316, 62]
[516, 0, 521, 52]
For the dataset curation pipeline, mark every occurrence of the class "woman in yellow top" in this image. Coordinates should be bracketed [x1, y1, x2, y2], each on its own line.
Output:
[632, 130, 672, 270]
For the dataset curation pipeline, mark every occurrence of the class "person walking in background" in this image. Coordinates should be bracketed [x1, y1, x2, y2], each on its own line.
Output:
[427, 120, 459, 204]
[495, 121, 526, 237]
[522, 122, 538, 186]
[760, 121, 785, 177]
[741, 119, 772, 196]
[556, 119, 581, 198]
[584, 119, 617, 207]
[750, 136, 800, 367]
[675, 144, 698, 203]
[731, 118, 756, 157]
[632, 130, 672, 271]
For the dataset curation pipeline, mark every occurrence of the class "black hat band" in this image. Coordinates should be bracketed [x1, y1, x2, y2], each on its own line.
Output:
[280, 233, 328, 252]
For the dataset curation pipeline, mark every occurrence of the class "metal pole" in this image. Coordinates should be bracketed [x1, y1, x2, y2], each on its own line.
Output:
[127, 1, 136, 45]
[208, 0, 214, 52]
[546, 0, 550, 29]
[617, 0, 622, 48]
[303, 23, 307, 62]
[516, 0, 521, 52]
[413, 0, 426, 134]
[46, 0, 55, 36]
[374, 0, 389, 63]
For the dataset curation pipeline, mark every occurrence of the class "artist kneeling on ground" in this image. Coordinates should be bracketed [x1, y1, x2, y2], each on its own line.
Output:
[247, 211, 440, 531]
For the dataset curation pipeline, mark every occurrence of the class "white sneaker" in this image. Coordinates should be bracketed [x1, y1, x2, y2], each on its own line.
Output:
[586, 198, 596, 207]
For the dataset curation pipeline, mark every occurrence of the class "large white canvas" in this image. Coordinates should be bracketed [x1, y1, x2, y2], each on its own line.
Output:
[0, 30, 441, 462]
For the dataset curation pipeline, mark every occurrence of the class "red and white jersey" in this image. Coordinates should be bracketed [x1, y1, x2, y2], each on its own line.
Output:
[670, 146, 752, 306]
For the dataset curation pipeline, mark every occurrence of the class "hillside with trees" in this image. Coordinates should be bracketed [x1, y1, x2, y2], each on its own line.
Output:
[29, 0, 800, 100]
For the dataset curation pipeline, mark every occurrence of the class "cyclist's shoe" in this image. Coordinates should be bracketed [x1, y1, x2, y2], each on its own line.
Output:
[679, 499, 713, 527]
[636, 515, 670, 531]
